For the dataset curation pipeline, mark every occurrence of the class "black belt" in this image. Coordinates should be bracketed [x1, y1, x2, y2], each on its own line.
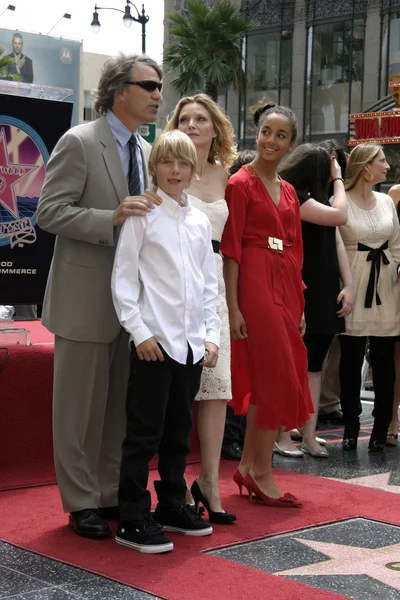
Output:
[357, 240, 389, 308]
[212, 239, 220, 254]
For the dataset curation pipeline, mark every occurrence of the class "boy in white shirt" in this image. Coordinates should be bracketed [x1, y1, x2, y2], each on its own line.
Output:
[112, 130, 220, 554]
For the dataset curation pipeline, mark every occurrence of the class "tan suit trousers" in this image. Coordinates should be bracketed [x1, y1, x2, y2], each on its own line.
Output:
[320, 335, 341, 414]
[53, 328, 130, 512]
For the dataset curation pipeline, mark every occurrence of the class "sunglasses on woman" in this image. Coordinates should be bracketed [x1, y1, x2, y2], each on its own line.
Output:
[124, 80, 162, 92]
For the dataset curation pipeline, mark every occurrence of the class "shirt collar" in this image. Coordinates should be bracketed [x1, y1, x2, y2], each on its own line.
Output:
[157, 187, 191, 217]
[106, 110, 138, 149]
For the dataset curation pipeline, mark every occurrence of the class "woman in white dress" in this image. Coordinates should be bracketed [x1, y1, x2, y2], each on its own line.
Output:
[339, 144, 400, 452]
[166, 94, 237, 523]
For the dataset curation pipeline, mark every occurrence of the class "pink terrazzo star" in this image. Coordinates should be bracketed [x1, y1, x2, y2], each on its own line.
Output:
[0, 127, 38, 218]
[331, 472, 400, 494]
[276, 538, 400, 589]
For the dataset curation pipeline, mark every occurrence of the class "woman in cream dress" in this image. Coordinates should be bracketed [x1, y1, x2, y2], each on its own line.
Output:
[166, 94, 237, 522]
[339, 144, 400, 452]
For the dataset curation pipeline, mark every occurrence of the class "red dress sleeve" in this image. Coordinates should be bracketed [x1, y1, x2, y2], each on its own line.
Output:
[220, 173, 250, 264]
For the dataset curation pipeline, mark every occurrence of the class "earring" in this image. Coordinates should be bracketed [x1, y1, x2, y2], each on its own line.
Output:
[364, 171, 374, 183]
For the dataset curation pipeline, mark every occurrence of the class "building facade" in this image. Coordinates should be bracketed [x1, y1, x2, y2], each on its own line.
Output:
[163, 0, 400, 180]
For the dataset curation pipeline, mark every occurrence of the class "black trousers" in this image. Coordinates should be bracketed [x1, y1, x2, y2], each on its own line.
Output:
[119, 344, 202, 522]
[339, 335, 395, 442]
[223, 405, 246, 447]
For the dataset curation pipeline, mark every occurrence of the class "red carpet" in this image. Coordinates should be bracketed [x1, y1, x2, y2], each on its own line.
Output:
[1, 461, 400, 600]
[0, 321, 55, 490]
[0, 320, 201, 491]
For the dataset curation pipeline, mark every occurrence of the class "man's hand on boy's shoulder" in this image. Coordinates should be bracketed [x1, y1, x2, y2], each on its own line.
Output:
[136, 337, 165, 362]
[113, 188, 162, 226]
[200, 342, 219, 368]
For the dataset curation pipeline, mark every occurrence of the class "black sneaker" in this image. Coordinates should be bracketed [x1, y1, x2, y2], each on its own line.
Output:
[154, 504, 213, 536]
[115, 517, 173, 553]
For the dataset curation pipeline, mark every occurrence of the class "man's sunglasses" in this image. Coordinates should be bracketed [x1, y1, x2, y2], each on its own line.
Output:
[124, 80, 162, 92]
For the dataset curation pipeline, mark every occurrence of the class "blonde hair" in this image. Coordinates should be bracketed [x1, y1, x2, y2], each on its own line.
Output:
[165, 94, 237, 168]
[345, 144, 382, 191]
[148, 130, 198, 186]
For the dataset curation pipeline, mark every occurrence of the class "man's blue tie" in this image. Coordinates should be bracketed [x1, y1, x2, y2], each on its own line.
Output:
[128, 134, 141, 197]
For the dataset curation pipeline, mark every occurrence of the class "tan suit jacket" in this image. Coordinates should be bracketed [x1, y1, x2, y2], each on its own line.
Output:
[37, 116, 151, 343]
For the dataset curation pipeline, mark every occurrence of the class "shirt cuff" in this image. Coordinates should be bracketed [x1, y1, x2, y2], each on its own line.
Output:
[205, 330, 220, 348]
[132, 324, 153, 347]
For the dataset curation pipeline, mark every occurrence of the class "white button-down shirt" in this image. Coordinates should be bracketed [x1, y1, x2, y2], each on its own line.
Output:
[111, 188, 220, 364]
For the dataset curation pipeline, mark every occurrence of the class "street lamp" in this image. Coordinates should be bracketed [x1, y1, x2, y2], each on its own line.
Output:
[0, 4, 16, 18]
[46, 13, 72, 36]
[91, 1, 149, 54]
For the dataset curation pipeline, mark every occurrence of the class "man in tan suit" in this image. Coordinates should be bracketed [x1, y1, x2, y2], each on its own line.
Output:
[37, 54, 162, 538]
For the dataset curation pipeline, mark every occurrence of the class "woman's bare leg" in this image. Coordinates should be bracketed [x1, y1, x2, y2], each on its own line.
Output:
[196, 399, 227, 512]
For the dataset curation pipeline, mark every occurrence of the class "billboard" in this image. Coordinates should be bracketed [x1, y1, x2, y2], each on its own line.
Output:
[349, 111, 400, 146]
[0, 28, 80, 125]
[0, 94, 73, 304]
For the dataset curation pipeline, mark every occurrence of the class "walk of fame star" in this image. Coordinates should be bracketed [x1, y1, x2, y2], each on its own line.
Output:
[0, 127, 38, 219]
[330, 472, 400, 494]
[277, 538, 400, 589]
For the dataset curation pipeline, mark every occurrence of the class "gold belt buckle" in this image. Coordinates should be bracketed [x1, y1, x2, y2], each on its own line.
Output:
[268, 237, 283, 251]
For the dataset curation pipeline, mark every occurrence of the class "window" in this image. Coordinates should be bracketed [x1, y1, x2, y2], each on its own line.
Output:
[381, 11, 400, 97]
[244, 30, 292, 138]
[83, 90, 99, 122]
[305, 18, 365, 135]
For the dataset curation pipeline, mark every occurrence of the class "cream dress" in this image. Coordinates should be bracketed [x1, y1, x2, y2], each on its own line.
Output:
[339, 192, 400, 336]
[190, 197, 231, 400]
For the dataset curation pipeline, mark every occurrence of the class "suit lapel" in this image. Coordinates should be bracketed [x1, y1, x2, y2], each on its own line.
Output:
[98, 117, 128, 204]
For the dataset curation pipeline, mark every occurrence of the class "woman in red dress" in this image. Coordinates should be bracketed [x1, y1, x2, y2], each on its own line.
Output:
[220, 101, 313, 507]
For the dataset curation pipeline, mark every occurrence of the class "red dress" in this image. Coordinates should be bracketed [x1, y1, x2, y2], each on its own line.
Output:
[220, 165, 313, 431]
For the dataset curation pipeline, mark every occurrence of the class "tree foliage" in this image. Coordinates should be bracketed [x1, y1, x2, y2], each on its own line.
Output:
[164, 0, 254, 101]
[0, 48, 22, 82]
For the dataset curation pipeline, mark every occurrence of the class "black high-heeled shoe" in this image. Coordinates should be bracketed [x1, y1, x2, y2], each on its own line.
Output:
[190, 480, 236, 525]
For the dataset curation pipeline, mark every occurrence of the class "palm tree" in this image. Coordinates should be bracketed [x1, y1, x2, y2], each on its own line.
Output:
[0, 47, 21, 81]
[163, 0, 254, 101]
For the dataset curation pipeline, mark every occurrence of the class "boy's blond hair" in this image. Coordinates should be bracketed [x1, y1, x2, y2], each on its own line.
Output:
[149, 130, 198, 186]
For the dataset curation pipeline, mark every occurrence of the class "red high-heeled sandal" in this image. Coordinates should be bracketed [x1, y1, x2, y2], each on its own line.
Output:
[243, 474, 302, 508]
[233, 468, 245, 495]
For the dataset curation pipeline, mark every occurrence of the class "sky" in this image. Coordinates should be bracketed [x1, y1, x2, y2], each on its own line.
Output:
[0, 0, 164, 62]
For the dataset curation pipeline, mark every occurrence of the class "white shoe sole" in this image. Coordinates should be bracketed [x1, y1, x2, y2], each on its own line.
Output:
[301, 443, 329, 458]
[115, 535, 173, 553]
[162, 524, 213, 536]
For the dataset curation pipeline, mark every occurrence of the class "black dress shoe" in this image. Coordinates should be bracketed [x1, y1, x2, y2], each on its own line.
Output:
[69, 509, 111, 538]
[368, 440, 385, 452]
[319, 409, 344, 425]
[342, 437, 357, 451]
[221, 441, 243, 460]
[98, 506, 120, 520]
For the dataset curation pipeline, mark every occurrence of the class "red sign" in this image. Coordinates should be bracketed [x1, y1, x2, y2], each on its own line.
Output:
[349, 111, 400, 146]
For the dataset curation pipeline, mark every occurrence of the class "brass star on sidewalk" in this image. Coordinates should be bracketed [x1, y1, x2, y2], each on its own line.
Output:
[276, 538, 400, 590]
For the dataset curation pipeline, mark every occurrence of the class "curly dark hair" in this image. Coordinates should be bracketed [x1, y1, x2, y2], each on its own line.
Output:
[249, 99, 298, 142]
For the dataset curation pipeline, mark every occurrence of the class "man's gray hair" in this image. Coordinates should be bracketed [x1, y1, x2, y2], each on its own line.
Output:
[92, 53, 162, 115]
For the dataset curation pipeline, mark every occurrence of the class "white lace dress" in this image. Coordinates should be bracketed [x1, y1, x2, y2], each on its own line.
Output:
[191, 197, 231, 400]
